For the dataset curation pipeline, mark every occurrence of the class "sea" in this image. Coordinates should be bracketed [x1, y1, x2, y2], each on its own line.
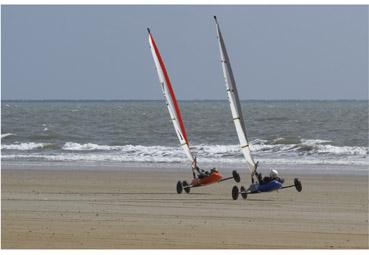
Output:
[1, 100, 368, 172]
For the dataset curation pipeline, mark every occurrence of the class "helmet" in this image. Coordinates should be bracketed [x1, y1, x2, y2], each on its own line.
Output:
[270, 169, 279, 178]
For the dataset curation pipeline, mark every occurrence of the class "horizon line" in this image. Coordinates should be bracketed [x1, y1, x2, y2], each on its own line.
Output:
[2, 99, 368, 102]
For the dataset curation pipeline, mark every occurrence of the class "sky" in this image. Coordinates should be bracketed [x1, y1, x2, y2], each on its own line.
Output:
[2, 5, 368, 100]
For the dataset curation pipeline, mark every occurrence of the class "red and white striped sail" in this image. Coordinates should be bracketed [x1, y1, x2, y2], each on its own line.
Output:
[214, 17, 256, 174]
[148, 29, 194, 162]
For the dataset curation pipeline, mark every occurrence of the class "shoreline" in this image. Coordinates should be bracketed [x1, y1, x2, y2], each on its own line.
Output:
[2, 167, 368, 248]
[2, 161, 368, 176]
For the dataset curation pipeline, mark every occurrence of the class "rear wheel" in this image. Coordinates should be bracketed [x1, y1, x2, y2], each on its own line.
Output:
[183, 180, 191, 194]
[176, 181, 183, 194]
[232, 170, 241, 183]
[240, 186, 248, 199]
[294, 178, 302, 192]
[232, 186, 239, 200]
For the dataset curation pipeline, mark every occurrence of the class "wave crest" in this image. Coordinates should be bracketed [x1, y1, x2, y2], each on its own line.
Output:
[1, 142, 52, 150]
[1, 133, 15, 139]
[2, 139, 367, 166]
[62, 142, 118, 151]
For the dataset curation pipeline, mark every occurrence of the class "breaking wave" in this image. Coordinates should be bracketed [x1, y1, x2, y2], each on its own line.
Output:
[1, 133, 15, 139]
[250, 139, 367, 156]
[1, 139, 368, 166]
[1, 142, 52, 150]
[62, 142, 119, 151]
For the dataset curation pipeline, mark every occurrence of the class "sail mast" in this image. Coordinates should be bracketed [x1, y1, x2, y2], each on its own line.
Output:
[148, 28, 194, 162]
[213, 17, 256, 174]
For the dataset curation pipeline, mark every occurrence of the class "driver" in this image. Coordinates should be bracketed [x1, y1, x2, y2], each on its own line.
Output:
[256, 169, 284, 185]
[197, 169, 210, 179]
[192, 158, 210, 179]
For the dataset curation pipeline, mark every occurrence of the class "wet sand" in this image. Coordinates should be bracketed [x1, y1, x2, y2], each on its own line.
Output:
[2, 167, 368, 248]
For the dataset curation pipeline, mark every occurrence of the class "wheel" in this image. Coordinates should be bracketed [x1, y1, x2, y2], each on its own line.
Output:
[176, 181, 183, 194]
[294, 178, 302, 192]
[183, 180, 191, 194]
[232, 170, 241, 183]
[240, 186, 248, 199]
[232, 186, 239, 200]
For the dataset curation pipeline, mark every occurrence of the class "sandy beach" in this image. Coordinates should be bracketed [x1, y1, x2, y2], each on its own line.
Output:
[2, 167, 368, 249]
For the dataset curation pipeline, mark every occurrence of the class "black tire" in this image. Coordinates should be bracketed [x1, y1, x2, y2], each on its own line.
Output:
[176, 181, 183, 194]
[232, 170, 241, 183]
[183, 180, 191, 194]
[240, 186, 248, 200]
[232, 186, 239, 200]
[294, 178, 302, 192]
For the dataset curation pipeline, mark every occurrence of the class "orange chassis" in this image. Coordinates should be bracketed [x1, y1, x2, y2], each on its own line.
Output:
[176, 169, 240, 194]
[191, 170, 223, 186]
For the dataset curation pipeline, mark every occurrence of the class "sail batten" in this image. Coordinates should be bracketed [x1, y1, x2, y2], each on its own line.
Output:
[214, 17, 256, 174]
[148, 30, 194, 162]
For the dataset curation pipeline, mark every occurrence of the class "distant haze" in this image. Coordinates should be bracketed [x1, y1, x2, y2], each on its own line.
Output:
[2, 5, 368, 100]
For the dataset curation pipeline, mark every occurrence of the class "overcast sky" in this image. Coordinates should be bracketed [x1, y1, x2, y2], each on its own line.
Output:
[2, 5, 368, 100]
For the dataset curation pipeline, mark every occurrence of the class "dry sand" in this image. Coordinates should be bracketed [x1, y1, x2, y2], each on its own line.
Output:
[2, 167, 368, 248]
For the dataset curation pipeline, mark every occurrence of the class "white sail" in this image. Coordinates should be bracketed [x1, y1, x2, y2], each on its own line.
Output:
[214, 17, 256, 174]
[148, 29, 194, 162]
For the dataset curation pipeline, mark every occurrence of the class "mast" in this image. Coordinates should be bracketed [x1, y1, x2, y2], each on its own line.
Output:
[147, 28, 195, 163]
[213, 16, 256, 174]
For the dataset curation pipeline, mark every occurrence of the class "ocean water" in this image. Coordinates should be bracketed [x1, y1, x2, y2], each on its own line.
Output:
[1, 100, 368, 170]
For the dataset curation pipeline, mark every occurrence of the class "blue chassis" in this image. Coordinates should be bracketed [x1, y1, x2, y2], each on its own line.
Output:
[248, 180, 283, 193]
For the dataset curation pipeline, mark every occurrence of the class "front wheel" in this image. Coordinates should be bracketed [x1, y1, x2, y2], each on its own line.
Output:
[232, 170, 241, 183]
[176, 181, 183, 194]
[294, 178, 302, 192]
[232, 186, 239, 200]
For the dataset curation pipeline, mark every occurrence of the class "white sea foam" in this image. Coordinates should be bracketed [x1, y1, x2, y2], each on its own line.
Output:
[250, 139, 367, 156]
[3, 141, 368, 158]
[61, 142, 182, 156]
[2, 140, 368, 166]
[62, 142, 118, 151]
[315, 144, 367, 156]
[1, 142, 51, 150]
[300, 139, 332, 146]
[192, 144, 239, 157]
[1, 152, 186, 163]
[2, 152, 368, 167]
